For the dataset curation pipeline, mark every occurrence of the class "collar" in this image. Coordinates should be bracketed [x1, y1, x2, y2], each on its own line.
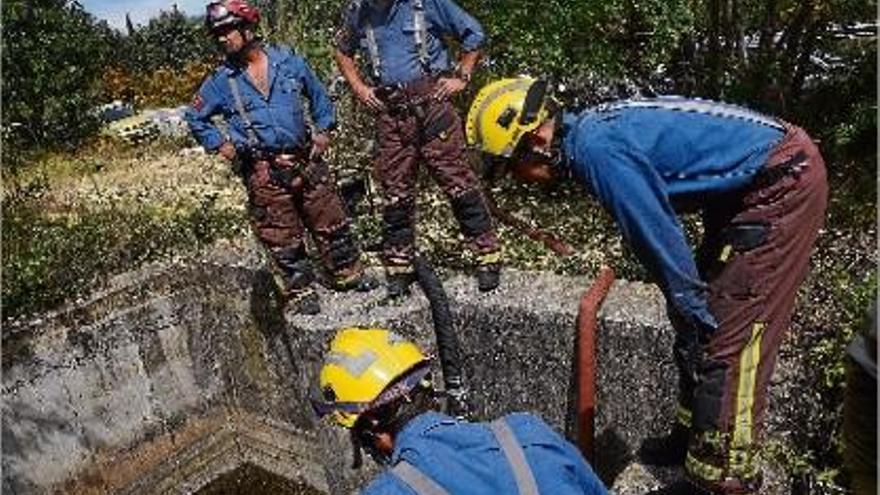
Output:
[558, 111, 580, 167]
[363, 0, 401, 14]
[390, 411, 458, 464]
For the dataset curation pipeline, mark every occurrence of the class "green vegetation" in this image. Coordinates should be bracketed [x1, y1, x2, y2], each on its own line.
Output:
[2, 141, 247, 321]
[1, 0, 116, 162]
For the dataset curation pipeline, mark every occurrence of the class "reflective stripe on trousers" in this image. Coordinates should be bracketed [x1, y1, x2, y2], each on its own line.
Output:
[390, 418, 540, 495]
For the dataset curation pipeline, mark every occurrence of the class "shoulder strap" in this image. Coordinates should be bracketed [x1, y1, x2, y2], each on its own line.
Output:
[361, 0, 431, 81]
[363, 19, 383, 81]
[411, 0, 430, 70]
[227, 74, 260, 148]
[488, 418, 540, 495]
[390, 460, 452, 495]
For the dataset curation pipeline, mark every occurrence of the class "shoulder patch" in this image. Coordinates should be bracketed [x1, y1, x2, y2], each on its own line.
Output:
[191, 94, 204, 112]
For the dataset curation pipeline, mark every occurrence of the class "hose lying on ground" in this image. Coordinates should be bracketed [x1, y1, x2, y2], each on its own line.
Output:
[483, 189, 575, 256]
[413, 254, 470, 418]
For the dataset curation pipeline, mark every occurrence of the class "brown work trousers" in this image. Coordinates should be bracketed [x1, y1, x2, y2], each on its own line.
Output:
[245, 157, 359, 286]
[674, 126, 828, 490]
[374, 78, 499, 269]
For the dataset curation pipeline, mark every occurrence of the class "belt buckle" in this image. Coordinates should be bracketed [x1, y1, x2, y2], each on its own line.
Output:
[276, 153, 298, 162]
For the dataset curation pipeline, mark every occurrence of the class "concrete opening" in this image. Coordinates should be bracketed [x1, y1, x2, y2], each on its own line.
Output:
[2, 261, 800, 494]
[196, 463, 324, 495]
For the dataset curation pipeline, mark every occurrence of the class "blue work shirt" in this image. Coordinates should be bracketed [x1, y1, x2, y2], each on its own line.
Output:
[362, 412, 608, 495]
[336, 0, 485, 86]
[184, 45, 335, 153]
[560, 97, 785, 334]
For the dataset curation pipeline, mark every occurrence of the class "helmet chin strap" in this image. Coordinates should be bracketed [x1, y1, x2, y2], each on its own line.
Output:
[351, 419, 393, 469]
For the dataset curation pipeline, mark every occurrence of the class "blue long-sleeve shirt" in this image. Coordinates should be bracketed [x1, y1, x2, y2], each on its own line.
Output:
[184, 45, 335, 153]
[336, 0, 485, 86]
[560, 97, 785, 334]
[362, 412, 607, 495]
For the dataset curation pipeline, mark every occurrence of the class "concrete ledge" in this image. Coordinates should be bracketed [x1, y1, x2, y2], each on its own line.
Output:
[2, 261, 797, 494]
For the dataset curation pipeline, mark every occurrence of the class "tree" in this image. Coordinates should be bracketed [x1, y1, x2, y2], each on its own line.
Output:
[1, 0, 117, 158]
[118, 7, 214, 75]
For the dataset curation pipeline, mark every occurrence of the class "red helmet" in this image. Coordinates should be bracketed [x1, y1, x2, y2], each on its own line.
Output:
[205, 0, 260, 32]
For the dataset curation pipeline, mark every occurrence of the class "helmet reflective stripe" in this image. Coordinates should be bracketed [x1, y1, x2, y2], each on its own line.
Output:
[598, 97, 785, 131]
[207, 3, 230, 20]
[317, 327, 429, 428]
[206, 2, 236, 30]
[206, 0, 260, 31]
[325, 349, 378, 377]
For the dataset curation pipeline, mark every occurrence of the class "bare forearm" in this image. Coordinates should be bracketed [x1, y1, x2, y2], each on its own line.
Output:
[335, 49, 385, 111]
[335, 49, 368, 92]
[458, 49, 481, 78]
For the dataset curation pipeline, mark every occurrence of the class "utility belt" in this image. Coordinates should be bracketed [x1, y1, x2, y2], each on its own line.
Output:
[751, 150, 809, 190]
[239, 146, 329, 188]
[375, 72, 450, 118]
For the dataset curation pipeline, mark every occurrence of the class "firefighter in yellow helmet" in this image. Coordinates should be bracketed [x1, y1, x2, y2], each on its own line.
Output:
[466, 78, 827, 495]
[313, 327, 607, 494]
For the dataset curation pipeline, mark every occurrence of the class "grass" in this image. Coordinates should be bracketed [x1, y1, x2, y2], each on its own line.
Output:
[2, 138, 248, 321]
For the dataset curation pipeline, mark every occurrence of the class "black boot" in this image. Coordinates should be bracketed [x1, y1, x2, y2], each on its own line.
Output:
[476, 263, 501, 292]
[282, 288, 321, 316]
[332, 266, 379, 293]
[385, 271, 415, 300]
[638, 422, 691, 466]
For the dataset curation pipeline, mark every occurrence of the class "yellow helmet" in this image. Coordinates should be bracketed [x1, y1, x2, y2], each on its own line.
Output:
[466, 77, 551, 157]
[315, 327, 430, 428]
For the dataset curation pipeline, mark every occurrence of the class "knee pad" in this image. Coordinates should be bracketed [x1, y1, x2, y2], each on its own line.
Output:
[273, 245, 314, 290]
[450, 189, 492, 238]
[382, 200, 415, 249]
[328, 224, 360, 270]
[692, 360, 728, 432]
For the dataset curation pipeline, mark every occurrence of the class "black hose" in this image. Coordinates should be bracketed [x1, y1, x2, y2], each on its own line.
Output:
[412, 254, 470, 418]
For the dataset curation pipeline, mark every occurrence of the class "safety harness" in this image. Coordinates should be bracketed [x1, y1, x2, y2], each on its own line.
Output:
[390, 418, 540, 495]
[361, 0, 431, 81]
[227, 75, 261, 149]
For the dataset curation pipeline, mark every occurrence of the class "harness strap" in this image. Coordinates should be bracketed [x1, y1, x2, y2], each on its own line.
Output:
[363, 0, 431, 82]
[364, 17, 383, 81]
[598, 97, 785, 131]
[389, 418, 539, 495]
[412, 0, 430, 71]
[391, 460, 451, 495]
[227, 75, 260, 148]
[488, 419, 540, 495]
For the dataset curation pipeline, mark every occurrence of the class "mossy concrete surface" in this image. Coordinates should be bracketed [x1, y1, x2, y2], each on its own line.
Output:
[2, 260, 801, 494]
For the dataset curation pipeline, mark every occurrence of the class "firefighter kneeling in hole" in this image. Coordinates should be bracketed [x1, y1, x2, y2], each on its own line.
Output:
[334, 0, 502, 299]
[313, 327, 608, 494]
[185, 0, 374, 316]
[466, 78, 828, 494]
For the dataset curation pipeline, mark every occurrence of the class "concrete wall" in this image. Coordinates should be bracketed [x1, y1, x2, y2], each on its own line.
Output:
[2, 261, 797, 494]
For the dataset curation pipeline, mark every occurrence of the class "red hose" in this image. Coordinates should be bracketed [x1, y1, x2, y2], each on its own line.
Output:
[576, 266, 616, 462]
[484, 190, 576, 256]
